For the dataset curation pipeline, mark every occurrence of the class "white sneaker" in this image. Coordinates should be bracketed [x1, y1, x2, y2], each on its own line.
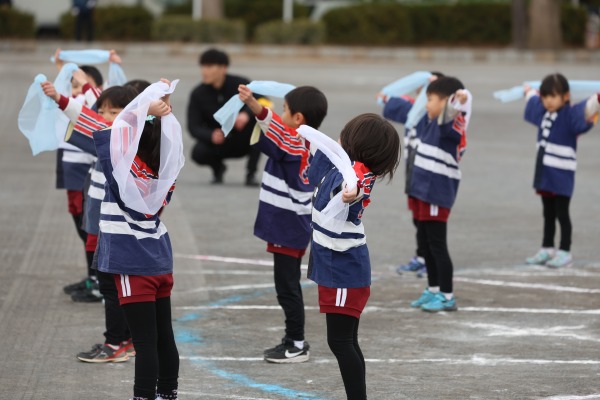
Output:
[546, 250, 572, 268]
[526, 248, 555, 265]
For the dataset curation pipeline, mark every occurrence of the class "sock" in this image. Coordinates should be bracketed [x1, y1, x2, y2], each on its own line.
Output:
[416, 256, 425, 264]
[442, 292, 454, 300]
[428, 286, 440, 293]
[293, 340, 305, 349]
[106, 343, 120, 351]
[156, 390, 178, 400]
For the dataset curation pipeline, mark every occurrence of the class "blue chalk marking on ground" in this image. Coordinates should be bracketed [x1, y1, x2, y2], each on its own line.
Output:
[175, 282, 328, 400]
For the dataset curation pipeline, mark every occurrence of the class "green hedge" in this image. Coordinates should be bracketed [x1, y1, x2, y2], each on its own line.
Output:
[153, 16, 245, 43]
[323, 3, 587, 46]
[0, 8, 35, 38]
[60, 6, 154, 40]
[225, 0, 311, 40]
[254, 19, 325, 45]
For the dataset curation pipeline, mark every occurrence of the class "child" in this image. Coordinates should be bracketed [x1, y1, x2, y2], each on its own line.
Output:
[238, 84, 328, 363]
[301, 114, 399, 400]
[523, 74, 599, 268]
[42, 79, 143, 361]
[380, 71, 445, 277]
[93, 79, 182, 400]
[401, 77, 470, 313]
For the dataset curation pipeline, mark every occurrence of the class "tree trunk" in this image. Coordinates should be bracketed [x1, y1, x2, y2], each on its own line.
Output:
[512, 0, 528, 49]
[202, 0, 223, 19]
[528, 0, 562, 49]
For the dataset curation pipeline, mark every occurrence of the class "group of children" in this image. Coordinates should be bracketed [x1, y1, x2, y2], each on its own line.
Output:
[23, 45, 600, 400]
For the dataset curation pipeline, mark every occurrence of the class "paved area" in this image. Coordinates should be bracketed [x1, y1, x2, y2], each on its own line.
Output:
[0, 46, 599, 400]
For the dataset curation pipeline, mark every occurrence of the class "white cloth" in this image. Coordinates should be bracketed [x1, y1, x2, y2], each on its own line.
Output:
[110, 80, 184, 215]
[296, 125, 358, 234]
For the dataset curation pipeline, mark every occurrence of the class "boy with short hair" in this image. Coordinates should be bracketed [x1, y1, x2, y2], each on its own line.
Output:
[238, 84, 328, 363]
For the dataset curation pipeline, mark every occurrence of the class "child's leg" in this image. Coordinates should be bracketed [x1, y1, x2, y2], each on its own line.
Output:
[97, 270, 129, 345]
[122, 301, 159, 400]
[413, 218, 425, 261]
[273, 253, 305, 342]
[417, 221, 438, 288]
[424, 221, 454, 294]
[555, 196, 572, 252]
[156, 296, 179, 399]
[541, 196, 557, 248]
[326, 313, 366, 400]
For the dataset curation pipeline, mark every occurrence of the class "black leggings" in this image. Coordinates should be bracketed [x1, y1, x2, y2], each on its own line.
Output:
[97, 270, 130, 346]
[122, 298, 179, 400]
[418, 221, 454, 293]
[541, 195, 571, 251]
[273, 253, 305, 341]
[412, 218, 424, 259]
[326, 313, 366, 400]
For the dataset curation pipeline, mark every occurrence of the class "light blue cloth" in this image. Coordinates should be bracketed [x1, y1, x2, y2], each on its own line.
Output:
[50, 49, 110, 65]
[54, 63, 79, 97]
[494, 80, 600, 102]
[18, 74, 61, 155]
[405, 85, 428, 129]
[214, 80, 296, 136]
[378, 71, 432, 106]
[107, 63, 128, 87]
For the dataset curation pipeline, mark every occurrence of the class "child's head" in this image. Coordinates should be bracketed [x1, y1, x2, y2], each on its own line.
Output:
[283, 86, 328, 129]
[96, 86, 138, 123]
[339, 113, 400, 180]
[72, 65, 103, 97]
[539, 73, 570, 113]
[124, 79, 151, 94]
[138, 118, 162, 174]
[425, 77, 464, 119]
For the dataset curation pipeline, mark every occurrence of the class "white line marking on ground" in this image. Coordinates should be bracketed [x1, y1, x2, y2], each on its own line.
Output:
[463, 323, 600, 342]
[175, 304, 600, 315]
[457, 268, 600, 278]
[455, 277, 600, 294]
[177, 391, 274, 400]
[180, 355, 600, 366]
[543, 395, 600, 400]
[175, 253, 309, 269]
[177, 269, 273, 276]
[178, 283, 276, 294]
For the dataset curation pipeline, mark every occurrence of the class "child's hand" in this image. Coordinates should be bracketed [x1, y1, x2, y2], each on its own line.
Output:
[523, 84, 531, 93]
[342, 185, 359, 203]
[376, 92, 388, 104]
[159, 78, 172, 107]
[212, 128, 225, 145]
[53, 48, 64, 70]
[109, 49, 122, 64]
[41, 81, 60, 103]
[238, 84, 263, 115]
[428, 75, 439, 83]
[148, 100, 170, 118]
[454, 89, 468, 105]
[72, 69, 89, 87]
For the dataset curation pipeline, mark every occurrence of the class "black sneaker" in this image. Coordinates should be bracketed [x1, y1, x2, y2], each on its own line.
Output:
[211, 163, 227, 184]
[63, 278, 91, 295]
[77, 343, 129, 363]
[264, 338, 310, 364]
[71, 279, 103, 303]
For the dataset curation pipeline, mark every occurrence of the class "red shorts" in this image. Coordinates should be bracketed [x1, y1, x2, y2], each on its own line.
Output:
[114, 273, 174, 305]
[318, 285, 370, 318]
[85, 233, 98, 252]
[67, 190, 84, 216]
[412, 198, 451, 222]
[537, 190, 556, 198]
[267, 243, 306, 259]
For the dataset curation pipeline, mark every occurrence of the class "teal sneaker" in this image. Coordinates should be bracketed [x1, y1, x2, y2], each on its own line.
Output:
[546, 250, 572, 268]
[421, 293, 458, 312]
[410, 289, 436, 308]
[526, 248, 555, 265]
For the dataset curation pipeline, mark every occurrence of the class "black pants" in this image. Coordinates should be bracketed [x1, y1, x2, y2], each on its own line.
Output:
[273, 253, 305, 341]
[412, 218, 424, 259]
[75, 10, 93, 42]
[122, 298, 179, 400]
[191, 133, 260, 177]
[97, 270, 130, 346]
[541, 195, 571, 251]
[326, 313, 366, 400]
[418, 221, 454, 293]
